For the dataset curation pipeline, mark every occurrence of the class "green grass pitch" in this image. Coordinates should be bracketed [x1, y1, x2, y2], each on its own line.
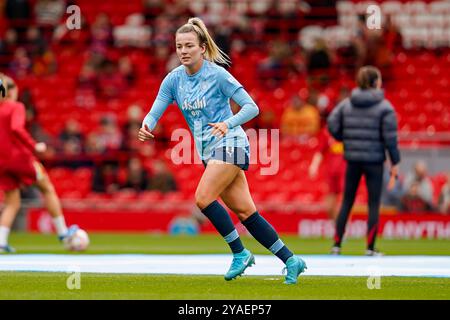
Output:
[1, 233, 449, 300]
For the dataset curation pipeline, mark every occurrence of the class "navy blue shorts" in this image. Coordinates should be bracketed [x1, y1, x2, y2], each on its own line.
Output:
[202, 147, 250, 171]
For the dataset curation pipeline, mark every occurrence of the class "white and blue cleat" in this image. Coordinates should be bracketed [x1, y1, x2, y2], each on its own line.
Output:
[0, 244, 16, 254]
[224, 248, 255, 281]
[283, 255, 307, 284]
[58, 224, 80, 243]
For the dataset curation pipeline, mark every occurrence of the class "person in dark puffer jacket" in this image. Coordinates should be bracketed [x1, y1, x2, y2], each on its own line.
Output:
[327, 66, 400, 256]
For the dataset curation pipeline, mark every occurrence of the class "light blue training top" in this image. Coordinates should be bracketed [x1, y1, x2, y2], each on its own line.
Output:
[142, 59, 259, 160]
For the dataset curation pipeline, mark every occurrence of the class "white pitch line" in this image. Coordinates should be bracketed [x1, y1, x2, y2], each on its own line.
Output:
[0, 254, 449, 278]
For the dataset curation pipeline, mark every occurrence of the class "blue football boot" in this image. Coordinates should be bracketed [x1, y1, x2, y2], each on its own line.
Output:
[224, 248, 255, 281]
[283, 255, 307, 284]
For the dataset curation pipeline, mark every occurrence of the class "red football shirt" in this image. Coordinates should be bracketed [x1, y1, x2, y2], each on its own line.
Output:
[0, 100, 37, 165]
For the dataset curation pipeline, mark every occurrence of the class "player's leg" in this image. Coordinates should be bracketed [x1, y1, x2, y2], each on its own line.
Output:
[0, 189, 20, 253]
[332, 162, 363, 253]
[327, 168, 344, 221]
[325, 194, 339, 221]
[220, 171, 306, 284]
[196, 160, 244, 254]
[363, 163, 384, 255]
[32, 162, 77, 241]
[196, 160, 253, 280]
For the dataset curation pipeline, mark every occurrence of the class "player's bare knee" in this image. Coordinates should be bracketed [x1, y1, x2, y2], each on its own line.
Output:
[195, 194, 214, 210]
[236, 209, 254, 222]
[36, 176, 53, 194]
[5, 200, 20, 212]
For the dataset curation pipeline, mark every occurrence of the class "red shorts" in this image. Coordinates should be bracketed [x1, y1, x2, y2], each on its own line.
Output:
[0, 159, 37, 191]
[326, 156, 346, 195]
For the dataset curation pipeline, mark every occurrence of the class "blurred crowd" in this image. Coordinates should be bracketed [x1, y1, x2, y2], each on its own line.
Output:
[382, 161, 450, 214]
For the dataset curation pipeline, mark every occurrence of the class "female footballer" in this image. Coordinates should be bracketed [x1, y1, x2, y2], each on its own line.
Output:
[0, 74, 79, 253]
[138, 17, 306, 284]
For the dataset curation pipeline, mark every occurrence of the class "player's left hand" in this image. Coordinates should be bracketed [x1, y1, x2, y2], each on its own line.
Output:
[208, 122, 228, 138]
[388, 164, 399, 191]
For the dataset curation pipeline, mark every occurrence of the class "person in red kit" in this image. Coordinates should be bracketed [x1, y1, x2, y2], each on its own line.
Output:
[0, 74, 79, 253]
[309, 126, 346, 222]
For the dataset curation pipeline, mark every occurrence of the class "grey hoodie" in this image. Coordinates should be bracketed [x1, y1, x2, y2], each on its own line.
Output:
[327, 88, 400, 165]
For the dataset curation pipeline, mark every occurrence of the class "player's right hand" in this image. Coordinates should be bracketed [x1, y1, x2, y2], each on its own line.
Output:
[138, 124, 154, 141]
[35, 142, 47, 153]
[308, 164, 318, 179]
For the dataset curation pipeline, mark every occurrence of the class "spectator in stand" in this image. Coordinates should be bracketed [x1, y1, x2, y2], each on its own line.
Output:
[380, 163, 403, 209]
[118, 56, 136, 86]
[257, 40, 295, 88]
[121, 157, 149, 192]
[84, 133, 103, 155]
[143, 0, 166, 27]
[75, 63, 97, 108]
[91, 114, 123, 154]
[403, 161, 434, 209]
[280, 93, 320, 138]
[149, 40, 171, 77]
[34, 0, 65, 41]
[123, 104, 144, 131]
[33, 49, 57, 76]
[34, 0, 65, 26]
[438, 173, 450, 214]
[0, 29, 19, 68]
[148, 159, 177, 193]
[122, 104, 144, 152]
[24, 26, 47, 58]
[98, 60, 127, 99]
[382, 15, 402, 52]
[152, 15, 173, 45]
[90, 13, 113, 54]
[5, 0, 31, 36]
[306, 38, 332, 71]
[114, 13, 151, 48]
[9, 47, 32, 79]
[401, 181, 434, 213]
[23, 26, 57, 76]
[308, 88, 332, 127]
[122, 122, 142, 153]
[58, 119, 84, 156]
[306, 37, 334, 86]
[92, 160, 120, 194]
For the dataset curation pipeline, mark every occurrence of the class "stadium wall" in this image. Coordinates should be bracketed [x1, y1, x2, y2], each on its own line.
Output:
[27, 209, 450, 240]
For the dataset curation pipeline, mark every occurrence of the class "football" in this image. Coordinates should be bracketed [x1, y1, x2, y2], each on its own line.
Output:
[65, 229, 90, 252]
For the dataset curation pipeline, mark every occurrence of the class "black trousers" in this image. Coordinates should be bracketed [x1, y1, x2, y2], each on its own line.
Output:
[334, 161, 384, 250]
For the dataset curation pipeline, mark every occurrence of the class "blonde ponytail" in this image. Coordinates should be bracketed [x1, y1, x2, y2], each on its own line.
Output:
[177, 17, 230, 66]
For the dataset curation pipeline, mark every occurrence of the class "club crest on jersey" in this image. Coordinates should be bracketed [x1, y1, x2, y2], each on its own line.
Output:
[182, 97, 206, 111]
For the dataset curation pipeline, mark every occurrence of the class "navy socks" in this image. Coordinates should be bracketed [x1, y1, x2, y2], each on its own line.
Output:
[242, 211, 293, 263]
[201, 200, 244, 254]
